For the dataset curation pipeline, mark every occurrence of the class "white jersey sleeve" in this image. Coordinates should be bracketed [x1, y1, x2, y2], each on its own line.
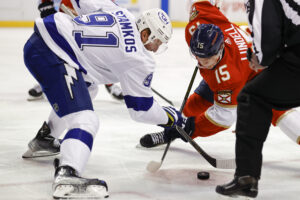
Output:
[119, 65, 168, 125]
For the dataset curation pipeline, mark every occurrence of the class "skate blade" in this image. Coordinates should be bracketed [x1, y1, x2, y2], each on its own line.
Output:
[22, 149, 59, 158]
[217, 194, 255, 200]
[27, 95, 44, 101]
[135, 143, 167, 150]
[53, 185, 109, 199]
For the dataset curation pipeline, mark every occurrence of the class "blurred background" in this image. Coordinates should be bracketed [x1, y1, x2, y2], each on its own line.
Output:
[0, 0, 247, 27]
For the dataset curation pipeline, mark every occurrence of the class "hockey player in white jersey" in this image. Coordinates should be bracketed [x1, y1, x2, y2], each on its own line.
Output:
[23, 0, 181, 198]
[27, 0, 124, 101]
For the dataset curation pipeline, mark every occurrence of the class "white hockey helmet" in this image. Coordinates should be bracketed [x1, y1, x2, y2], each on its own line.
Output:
[136, 8, 173, 45]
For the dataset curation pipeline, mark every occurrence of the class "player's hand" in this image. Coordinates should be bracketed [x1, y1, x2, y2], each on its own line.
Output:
[249, 54, 267, 72]
[247, 48, 267, 72]
[159, 106, 184, 129]
[164, 117, 195, 142]
[38, 0, 57, 18]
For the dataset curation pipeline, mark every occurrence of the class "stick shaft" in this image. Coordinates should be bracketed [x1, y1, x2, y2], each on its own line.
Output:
[159, 66, 198, 163]
[60, 3, 76, 18]
[151, 88, 174, 106]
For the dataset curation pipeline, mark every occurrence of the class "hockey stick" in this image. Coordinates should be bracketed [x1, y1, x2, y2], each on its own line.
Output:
[147, 66, 198, 172]
[151, 87, 174, 106]
[175, 126, 236, 169]
[60, 3, 76, 18]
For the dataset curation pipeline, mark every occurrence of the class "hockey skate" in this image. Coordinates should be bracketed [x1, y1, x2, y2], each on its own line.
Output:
[53, 160, 109, 199]
[22, 122, 60, 158]
[216, 176, 258, 198]
[27, 84, 44, 101]
[105, 84, 124, 100]
[139, 130, 174, 148]
[139, 118, 195, 148]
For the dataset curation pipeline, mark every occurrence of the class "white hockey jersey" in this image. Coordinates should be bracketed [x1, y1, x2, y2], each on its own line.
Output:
[34, 0, 169, 125]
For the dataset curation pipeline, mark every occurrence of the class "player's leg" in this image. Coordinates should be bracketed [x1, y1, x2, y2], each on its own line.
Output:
[23, 31, 108, 198]
[139, 80, 212, 148]
[23, 82, 99, 158]
[273, 109, 300, 145]
[105, 83, 124, 100]
[217, 58, 300, 197]
[183, 79, 214, 116]
[27, 83, 44, 101]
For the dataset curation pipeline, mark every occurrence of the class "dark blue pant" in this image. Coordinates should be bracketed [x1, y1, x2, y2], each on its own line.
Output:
[23, 30, 93, 117]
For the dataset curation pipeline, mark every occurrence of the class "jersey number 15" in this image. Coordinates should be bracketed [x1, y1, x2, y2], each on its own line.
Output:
[215, 65, 230, 84]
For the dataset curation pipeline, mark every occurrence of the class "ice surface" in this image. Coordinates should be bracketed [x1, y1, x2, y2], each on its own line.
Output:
[0, 28, 300, 200]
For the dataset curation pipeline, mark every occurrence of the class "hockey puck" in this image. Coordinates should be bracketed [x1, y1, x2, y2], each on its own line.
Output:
[197, 171, 210, 180]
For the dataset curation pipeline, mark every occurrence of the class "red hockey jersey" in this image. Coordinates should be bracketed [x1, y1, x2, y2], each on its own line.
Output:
[183, 1, 287, 138]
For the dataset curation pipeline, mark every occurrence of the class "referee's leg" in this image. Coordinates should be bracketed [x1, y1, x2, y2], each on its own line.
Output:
[235, 58, 300, 178]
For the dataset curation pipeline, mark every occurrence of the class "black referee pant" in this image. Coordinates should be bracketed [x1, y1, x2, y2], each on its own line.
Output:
[234, 54, 300, 178]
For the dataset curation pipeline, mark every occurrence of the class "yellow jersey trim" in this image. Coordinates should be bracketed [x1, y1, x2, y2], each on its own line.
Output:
[215, 101, 237, 108]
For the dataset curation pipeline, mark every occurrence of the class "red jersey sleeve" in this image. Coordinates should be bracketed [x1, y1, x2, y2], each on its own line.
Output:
[60, 0, 74, 10]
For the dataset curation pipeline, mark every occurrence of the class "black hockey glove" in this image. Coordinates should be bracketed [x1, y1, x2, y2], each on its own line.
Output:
[164, 117, 195, 142]
[38, 0, 57, 18]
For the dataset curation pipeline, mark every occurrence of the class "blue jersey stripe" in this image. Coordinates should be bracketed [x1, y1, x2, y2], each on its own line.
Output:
[124, 95, 153, 111]
[62, 128, 93, 150]
[43, 14, 87, 74]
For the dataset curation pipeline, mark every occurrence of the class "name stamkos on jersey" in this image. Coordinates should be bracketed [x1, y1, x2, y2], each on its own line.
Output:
[114, 10, 137, 53]
[217, 90, 232, 104]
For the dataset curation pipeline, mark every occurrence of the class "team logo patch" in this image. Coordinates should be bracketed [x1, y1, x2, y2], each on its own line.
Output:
[225, 37, 232, 45]
[158, 12, 169, 25]
[189, 6, 199, 21]
[143, 73, 153, 87]
[217, 90, 232, 104]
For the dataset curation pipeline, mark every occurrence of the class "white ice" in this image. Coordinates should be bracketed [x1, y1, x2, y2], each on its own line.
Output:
[0, 28, 300, 200]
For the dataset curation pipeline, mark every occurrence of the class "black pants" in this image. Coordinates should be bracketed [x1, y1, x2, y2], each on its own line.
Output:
[234, 56, 300, 178]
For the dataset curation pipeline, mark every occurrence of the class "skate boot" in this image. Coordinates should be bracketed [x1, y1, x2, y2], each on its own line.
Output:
[53, 159, 109, 199]
[27, 84, 44, 101]
[139, 117, 195, 148]
[22, 122, 60, 158]
[216, 175, 258, 198]
[139, 131, 174, 148]
[105, 84, 124, 100]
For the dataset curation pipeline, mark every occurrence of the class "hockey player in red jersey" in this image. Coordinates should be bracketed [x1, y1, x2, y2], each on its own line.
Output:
[140, 0, 300, 148]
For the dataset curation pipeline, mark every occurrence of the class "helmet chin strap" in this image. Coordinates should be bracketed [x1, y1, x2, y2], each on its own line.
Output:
[215, 44, 224, 64]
